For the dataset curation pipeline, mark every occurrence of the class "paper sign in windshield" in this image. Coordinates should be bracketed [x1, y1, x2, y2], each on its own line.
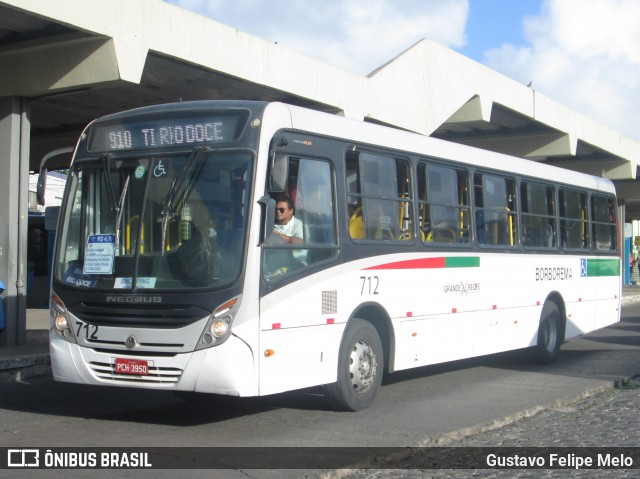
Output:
[84, 234, 115, 274]
[114, 277, 157, 289]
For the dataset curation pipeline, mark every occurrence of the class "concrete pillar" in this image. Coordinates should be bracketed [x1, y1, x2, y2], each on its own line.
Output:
[0, 97, 30, 347]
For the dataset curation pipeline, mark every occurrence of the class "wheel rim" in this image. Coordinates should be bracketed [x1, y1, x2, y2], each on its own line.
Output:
[348, 339, 378, 394]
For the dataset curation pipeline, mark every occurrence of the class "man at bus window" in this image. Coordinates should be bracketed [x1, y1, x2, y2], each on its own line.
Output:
[273, 194, 304, 244]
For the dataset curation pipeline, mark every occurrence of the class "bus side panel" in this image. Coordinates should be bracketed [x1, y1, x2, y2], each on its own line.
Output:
[594, 258, 622, 331]
[258, 325, 343, 396]
[595, 296, 622, 330]
[471, 307, 540, 357]
[256, 252, 620, 396]
[355, 256, 480, 372]
[471, 253, 570, 355]
[564, 300, 599, 339]
[395, 313, 475, 371]
[563, 256, 621, 338]
[258, 269, 347, 396]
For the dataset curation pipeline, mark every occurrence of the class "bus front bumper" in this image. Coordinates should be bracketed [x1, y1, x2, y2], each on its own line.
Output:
[50, 332, 256, 397]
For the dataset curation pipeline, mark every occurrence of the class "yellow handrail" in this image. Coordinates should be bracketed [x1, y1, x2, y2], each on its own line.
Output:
[507, 208, 514, 246]
[125, 215, 144, 254]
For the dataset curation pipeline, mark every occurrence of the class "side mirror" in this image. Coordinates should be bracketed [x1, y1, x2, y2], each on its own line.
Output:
[268, 153, 288, 193]
[37, 146, 74, 206]
[257, 196, 276, 245]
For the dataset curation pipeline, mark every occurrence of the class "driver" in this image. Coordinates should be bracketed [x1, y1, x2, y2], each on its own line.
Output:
[273, 194, 303, 244]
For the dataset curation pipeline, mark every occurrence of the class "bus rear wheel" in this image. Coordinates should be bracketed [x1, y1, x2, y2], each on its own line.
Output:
[533, 301, 563, 364]
[325, 319, 383, 411]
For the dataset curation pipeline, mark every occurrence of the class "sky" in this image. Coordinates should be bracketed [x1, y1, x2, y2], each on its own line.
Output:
[164, 0, 640, 141]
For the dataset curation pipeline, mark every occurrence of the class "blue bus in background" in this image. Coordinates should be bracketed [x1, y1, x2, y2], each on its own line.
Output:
[27, 212, 51, 308]
[28, 147, 71, 308]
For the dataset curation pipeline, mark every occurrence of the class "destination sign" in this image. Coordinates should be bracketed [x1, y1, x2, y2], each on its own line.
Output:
[88, 112, 245, 152]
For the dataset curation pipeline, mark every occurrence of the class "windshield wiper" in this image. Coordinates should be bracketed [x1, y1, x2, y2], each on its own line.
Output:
[102, 153, 131, 251]
[114, 175, 130, 252]
[102, 153, 119, 213]
[159, 146, 208, 254]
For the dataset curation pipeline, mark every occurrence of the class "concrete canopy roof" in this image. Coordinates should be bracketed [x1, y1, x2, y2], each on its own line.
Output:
[2, 0, 640, 216]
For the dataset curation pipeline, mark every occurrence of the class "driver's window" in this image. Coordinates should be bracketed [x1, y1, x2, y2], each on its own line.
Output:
[263, 157, 338, 282]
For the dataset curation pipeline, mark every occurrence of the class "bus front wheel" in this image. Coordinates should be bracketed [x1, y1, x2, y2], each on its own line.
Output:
[533, 301, 563, 364]
[325, 319, 383, 411]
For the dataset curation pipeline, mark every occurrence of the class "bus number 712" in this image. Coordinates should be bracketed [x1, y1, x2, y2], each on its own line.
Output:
[360, 276, 380, 295]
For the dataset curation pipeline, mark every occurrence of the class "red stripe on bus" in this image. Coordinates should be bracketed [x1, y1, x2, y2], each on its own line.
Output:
[364, 257, 446, 270]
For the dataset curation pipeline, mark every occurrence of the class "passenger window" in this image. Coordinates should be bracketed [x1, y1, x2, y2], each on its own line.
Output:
[418, 163, 470, 244]
[474, 173, 517, 247]
[591, 195, 617, 251]
[521, 182, 556, 249]
[263, 157, 338, 281]
[346, 151, 412, 241]
[559, 189, 589, 250]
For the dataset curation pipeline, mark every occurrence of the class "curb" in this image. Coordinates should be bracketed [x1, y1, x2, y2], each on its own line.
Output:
[0, 351, 51, 382]
[622, 294, 640, 305]
[0, 330, 50, 383]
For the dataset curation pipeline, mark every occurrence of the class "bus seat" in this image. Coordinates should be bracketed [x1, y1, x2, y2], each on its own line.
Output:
[432, 227, 457, 243]
[398, 229, 413, 240]
[349, 207, 366, 239]
[424, 227, 456, 243]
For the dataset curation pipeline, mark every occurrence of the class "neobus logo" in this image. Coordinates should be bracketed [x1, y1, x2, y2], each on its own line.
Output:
[106, 296, 163, 304]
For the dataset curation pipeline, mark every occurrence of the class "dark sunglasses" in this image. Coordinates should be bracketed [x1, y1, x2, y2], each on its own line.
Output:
[276, 207, 289, 213]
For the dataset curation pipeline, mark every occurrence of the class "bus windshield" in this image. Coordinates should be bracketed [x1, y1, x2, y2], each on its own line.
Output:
[55, 149, 253, 291]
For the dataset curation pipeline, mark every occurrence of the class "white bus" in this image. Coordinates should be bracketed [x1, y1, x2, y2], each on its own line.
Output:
[48, 101, 621, 411]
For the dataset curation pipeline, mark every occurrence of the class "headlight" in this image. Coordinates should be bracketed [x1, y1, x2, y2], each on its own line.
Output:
[54, 314, 69, 332]
[210, 320, 228, 338]
[195, 295, 241, 350]
[51, 294, 75, 342]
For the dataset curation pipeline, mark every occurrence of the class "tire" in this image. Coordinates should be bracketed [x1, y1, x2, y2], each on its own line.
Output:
[533, 301, 563, 364]
[324, 319, 383, 411]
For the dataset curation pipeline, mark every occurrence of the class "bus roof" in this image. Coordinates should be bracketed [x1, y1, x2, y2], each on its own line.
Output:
[278, 102, 616, 195]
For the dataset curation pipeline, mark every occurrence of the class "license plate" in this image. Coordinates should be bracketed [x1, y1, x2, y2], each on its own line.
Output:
[114, 358, 148, 376]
